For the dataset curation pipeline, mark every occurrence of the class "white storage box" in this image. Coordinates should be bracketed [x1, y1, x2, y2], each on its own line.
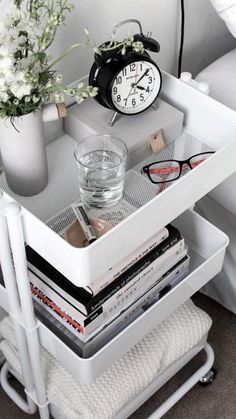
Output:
[65, 96, 185, 169]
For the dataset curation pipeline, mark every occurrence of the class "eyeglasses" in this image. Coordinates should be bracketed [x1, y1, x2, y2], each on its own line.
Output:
[141, 152, 215, 184]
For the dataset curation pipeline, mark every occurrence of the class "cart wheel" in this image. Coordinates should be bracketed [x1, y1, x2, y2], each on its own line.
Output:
[199, 368, 217, 386]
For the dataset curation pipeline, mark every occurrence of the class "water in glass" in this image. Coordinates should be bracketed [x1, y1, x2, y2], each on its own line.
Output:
[77, 149, 126, 208]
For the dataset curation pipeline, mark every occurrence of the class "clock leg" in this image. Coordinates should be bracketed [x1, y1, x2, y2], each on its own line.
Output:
[109, 111, 119, 127]
[152, 102, 159, 111]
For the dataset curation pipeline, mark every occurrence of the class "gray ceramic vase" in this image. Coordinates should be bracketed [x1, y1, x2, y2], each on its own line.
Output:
[0, 110, 48, 196]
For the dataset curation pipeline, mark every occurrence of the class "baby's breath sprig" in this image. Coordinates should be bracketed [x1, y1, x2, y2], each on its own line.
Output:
[95, 32, 144, 56]
[49, 28, 144, 70]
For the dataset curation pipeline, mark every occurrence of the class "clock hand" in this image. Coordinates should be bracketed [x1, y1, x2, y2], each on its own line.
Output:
[125, 84, 135, 100]
[136, 85, 146, 91]
[132, 69, 149, 87]
[126, 67, 149, 100]
[133, 63, 139, 94]
[125, 64, 139, 100]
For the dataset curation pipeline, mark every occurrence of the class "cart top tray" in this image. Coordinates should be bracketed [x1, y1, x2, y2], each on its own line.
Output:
[0, 72, 236, 286]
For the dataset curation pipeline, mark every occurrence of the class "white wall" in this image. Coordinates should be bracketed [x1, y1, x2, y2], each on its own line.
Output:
[0, 0, 235, 142]
[0, 0, 235, 83]
[51, 0, 235, 84]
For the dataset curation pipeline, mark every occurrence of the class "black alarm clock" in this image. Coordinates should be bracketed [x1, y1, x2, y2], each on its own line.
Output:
[89, 19, 162, 117]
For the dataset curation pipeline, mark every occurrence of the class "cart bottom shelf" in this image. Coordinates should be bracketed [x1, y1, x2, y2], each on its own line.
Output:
[0, 299, 213, 419]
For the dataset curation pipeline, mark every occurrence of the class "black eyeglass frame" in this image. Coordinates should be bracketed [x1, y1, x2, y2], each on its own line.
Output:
[141, 151, 215, 184]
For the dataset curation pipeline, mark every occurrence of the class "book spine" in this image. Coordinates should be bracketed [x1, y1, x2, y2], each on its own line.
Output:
[31, 285, 86, 335]
[87, 226, 169, 296]
[28, 226, 177, 316]
[34, 255, 190, 345]
[30, 241, 187, 339]
[29, 271, 104, 332]
[83, 258, 190, 355]
[31, 287, 105, 340]
[96, 240, 186, 318]
[30, 248, 178, 335]
[87, 234, 183, 314]
[89, 256, 190, 340]
[28, 262, 91, 316]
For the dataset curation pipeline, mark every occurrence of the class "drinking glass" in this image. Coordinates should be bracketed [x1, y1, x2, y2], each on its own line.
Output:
[74, 134, 128, 208]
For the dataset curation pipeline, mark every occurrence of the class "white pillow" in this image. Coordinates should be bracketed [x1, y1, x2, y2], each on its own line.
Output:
[210, 0, 236, 37]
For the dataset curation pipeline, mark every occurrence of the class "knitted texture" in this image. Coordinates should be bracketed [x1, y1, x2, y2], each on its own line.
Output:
[0, 299, 212, 419]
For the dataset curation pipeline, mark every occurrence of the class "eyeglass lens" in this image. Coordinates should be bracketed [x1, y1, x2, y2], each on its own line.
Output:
[189, 153, 212, 169]
[147, 161, 181, 183]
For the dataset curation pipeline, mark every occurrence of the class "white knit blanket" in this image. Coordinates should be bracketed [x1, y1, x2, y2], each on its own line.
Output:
[0, 300, 212, 419]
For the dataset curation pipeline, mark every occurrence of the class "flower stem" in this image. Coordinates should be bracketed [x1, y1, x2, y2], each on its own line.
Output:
[48, 42, 88, 69]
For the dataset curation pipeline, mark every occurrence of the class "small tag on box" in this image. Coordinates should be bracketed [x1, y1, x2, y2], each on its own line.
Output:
[149, 129, 165, 153]
[57, 103, 67, 118]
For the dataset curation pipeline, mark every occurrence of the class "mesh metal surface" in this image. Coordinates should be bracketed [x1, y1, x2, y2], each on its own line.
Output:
[133, 131, 213, 174]
[0, 132, 213, 238]
[47, 170, 157, 234]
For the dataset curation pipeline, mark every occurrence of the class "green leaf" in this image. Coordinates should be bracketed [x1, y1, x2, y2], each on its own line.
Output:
[14, 0, 23, 7]
[38, 71, 51, 85]
[37, 52, 47, 63]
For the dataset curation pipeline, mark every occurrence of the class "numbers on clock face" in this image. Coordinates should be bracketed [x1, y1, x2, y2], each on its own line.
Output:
[110, 61, 161, 114]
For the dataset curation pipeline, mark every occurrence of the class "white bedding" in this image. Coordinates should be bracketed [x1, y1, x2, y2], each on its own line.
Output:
[197, 48, 236, 111]
[210, 0, 236, 37]
[197, 49, 236, 314]
[0, 299, 211, 419]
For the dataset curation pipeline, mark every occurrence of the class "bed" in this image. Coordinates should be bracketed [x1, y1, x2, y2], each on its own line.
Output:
[196, 7, 236, 313]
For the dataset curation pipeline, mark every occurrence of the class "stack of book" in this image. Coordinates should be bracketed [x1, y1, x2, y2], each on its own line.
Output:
[27, 223, 190, 352]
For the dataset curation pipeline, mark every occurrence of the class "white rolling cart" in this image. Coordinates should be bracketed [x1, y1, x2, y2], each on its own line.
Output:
[0, 71, 236, 418]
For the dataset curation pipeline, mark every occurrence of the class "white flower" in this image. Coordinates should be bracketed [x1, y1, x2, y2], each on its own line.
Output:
[17, 35, 27, 44]
[24, 96, 31, 103]
[11, 82, 32, 100]
[0, 22, 5, 40]
[54, 93, 64, 103]
[132, 41, 144, 53]
[15, 71, 27, 83]
[77, 82, 84, 89]
[32, 95, 40, 103]
[0, 57, 12, 72]
[0, 46, 9, 58]
[0, 75, 7, 89]
[56, 74, 63, 83]
[89, 87, 98, 97]
[0, 91, 9, 102]
[75, 95, 84, 104]
[49, 12, 63, 26]
[4, 71, 16, 85]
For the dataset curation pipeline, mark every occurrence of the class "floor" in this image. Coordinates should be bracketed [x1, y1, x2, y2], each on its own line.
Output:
[0, 293, 236, 419]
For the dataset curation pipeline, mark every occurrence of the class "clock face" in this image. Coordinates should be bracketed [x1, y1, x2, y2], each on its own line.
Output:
[110, 60, 161, 115]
